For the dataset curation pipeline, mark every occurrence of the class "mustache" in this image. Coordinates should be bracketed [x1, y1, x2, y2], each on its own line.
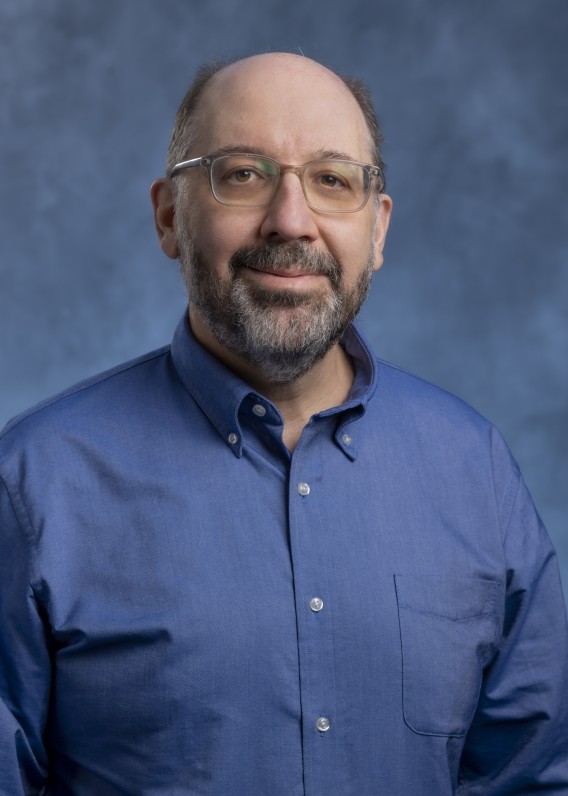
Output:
[229, 242, 341, 286]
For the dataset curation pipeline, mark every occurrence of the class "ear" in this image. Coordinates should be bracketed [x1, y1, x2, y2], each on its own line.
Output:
[150, 178, 179, 260]
[371, 193, 393, 272]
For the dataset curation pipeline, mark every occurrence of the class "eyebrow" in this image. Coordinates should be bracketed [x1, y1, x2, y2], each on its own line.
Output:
[313, 147, 359, 162]
[212, 145, 273, 157]
[210, 145, 362, 163]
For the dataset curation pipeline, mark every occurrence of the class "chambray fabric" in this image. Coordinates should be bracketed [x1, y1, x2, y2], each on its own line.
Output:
[1, 314, 567, 795]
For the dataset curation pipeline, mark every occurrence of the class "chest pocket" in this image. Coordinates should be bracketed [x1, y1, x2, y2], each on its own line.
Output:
[394, 574, 502, 737]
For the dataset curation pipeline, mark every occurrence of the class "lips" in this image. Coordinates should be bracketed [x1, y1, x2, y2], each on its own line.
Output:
[247, 265, 322, 279]
[229, 242, 341, 288]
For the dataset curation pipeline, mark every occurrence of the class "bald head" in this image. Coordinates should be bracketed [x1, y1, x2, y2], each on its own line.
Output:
[165, 53, 385, 187]
[204, 53, 358, 110]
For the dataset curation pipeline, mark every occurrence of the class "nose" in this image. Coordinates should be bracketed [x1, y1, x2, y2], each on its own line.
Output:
[259, 172, 319, 243]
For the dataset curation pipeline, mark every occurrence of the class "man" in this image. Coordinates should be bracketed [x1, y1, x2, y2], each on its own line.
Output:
[1, 53, 567, 795]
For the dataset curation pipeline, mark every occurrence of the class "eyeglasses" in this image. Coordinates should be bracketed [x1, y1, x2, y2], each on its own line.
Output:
[169, 153, 384, 213]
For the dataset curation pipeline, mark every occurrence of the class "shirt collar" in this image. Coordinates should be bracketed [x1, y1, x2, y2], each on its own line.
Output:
[170, 312, 378, 459]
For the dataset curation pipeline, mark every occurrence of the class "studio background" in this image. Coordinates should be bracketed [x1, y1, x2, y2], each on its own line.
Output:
[1, 0, 566, 599]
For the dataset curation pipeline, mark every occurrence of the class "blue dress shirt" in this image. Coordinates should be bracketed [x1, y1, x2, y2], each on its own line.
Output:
[1, 313, 567, 795]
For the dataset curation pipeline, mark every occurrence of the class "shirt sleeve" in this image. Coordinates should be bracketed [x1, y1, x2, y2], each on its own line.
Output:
[0, 475, 50, 795]
[458, 429, 568, 792]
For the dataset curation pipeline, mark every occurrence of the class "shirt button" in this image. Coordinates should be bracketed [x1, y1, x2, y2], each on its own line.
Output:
[316, 716, 331, 733]
[297, 482, 310, 496]
[252, 403, 267, 417]
[342, 434, 352, 445]
[228, 432, 239, 445]
[310, 597, 324, 612]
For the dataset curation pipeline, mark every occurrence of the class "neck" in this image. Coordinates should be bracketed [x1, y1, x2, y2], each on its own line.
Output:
[189, 308, 355, 452]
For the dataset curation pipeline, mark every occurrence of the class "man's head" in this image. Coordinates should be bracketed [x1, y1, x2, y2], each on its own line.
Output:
[151, 53, 392, 383]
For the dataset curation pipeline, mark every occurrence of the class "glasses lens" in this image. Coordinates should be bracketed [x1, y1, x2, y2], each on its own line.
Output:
[211, 155, 279, 206]
[303, 160, 369, 212]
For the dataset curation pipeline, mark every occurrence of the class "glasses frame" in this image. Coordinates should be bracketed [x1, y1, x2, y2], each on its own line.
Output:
[169, 153, 384, 214]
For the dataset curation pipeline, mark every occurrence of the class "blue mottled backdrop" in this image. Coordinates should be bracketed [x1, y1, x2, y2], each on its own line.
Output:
[1, 0, 566, 599]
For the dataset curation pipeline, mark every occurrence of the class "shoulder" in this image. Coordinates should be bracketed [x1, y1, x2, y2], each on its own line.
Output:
[347, 324, 492, 440]
[0, 345, 172, 456]
[369, 356, 519, 480]
[373, 356, 492, 432]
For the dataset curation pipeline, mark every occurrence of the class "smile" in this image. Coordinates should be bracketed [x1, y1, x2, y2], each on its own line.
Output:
[244, 265, 327, 288]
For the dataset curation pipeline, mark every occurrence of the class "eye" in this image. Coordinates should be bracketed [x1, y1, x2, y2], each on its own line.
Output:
[226, 168, 261, 184]
[311, 168, 353, 192]
[319, 173, 347, 189]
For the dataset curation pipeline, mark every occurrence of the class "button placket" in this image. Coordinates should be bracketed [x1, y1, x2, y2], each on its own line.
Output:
[288, 444, 338, 780]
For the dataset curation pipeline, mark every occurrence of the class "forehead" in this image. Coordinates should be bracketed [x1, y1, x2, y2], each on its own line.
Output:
[192, 56, 373, 163]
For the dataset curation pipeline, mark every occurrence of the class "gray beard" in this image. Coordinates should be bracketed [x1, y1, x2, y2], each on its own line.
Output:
[178, 232, 374, 384]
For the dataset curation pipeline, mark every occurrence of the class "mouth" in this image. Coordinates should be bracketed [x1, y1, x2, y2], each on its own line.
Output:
[229, 242, 341, 291]
[243, 265, 328, 290]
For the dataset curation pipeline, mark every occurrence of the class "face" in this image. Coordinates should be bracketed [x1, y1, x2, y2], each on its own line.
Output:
[155, 54, 392, 382]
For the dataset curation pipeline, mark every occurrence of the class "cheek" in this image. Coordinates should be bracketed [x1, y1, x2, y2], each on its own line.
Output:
[194, 209, 262, 264]
[322, 220, 375, 283]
